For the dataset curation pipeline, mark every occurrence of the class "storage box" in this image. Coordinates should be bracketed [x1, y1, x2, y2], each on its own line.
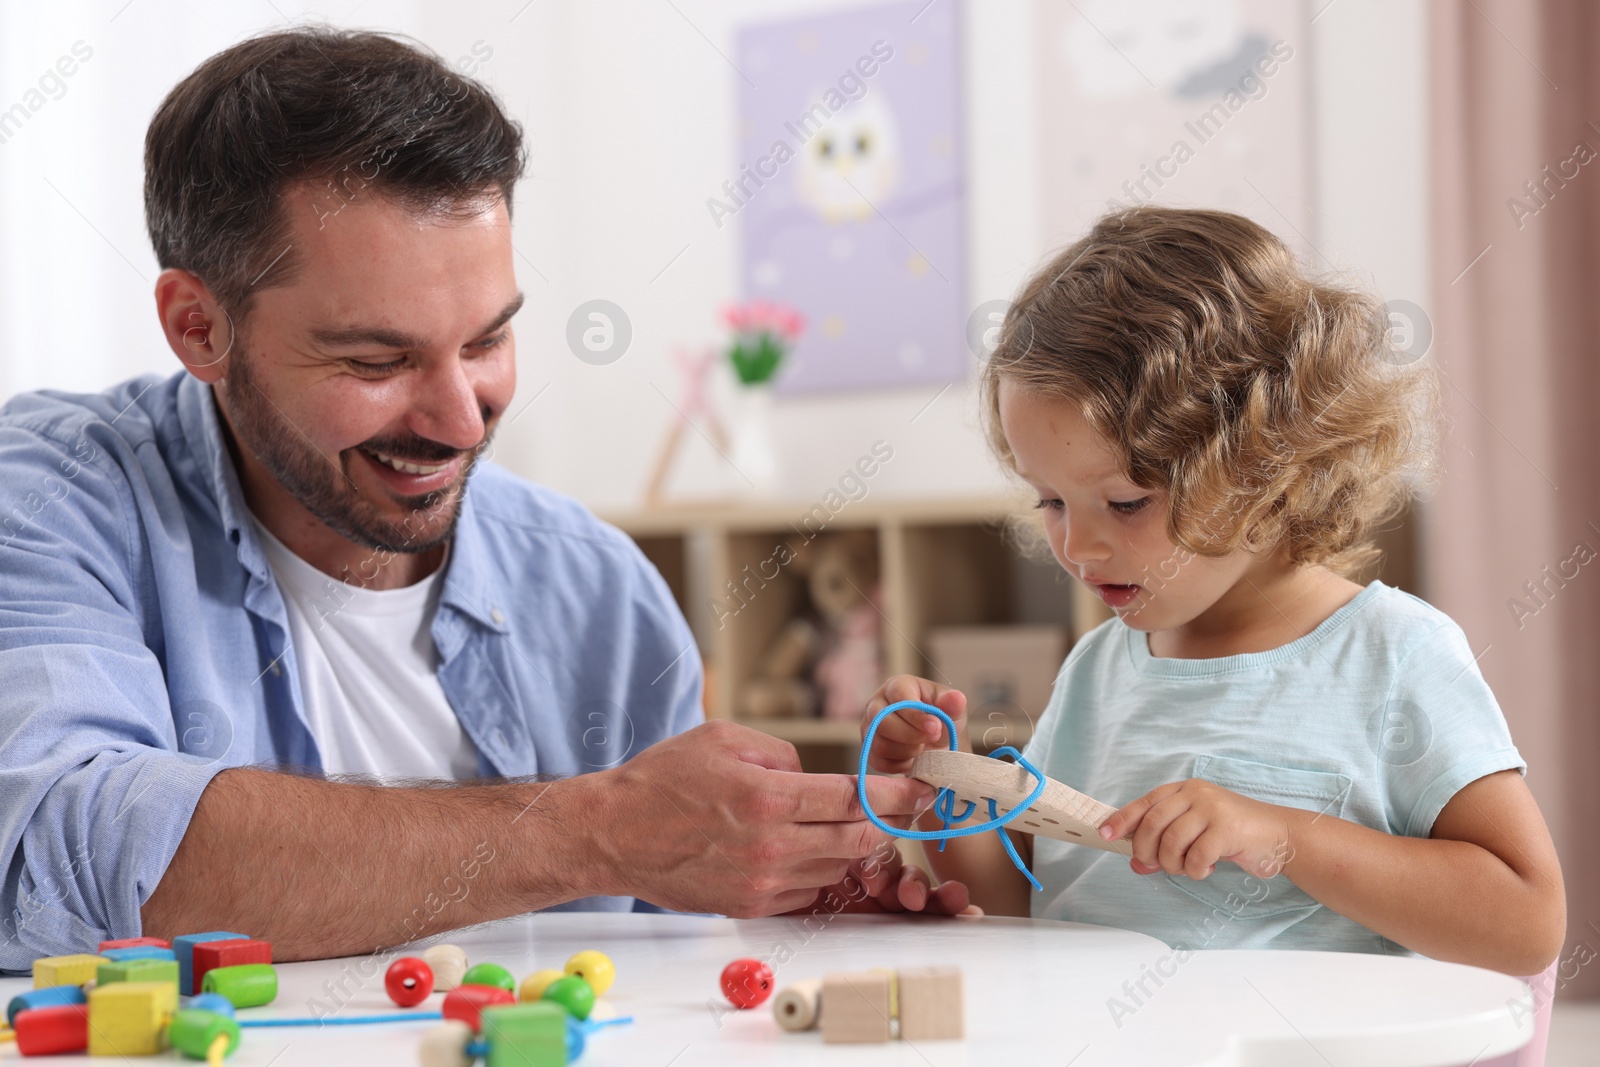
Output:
[928, 625, 1070, 750]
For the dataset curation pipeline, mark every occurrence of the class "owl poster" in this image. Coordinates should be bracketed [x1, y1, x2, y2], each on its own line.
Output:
[724, 0, 967, 395]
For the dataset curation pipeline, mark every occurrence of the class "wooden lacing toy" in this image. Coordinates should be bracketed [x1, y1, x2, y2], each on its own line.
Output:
[857, 700, 1132, 891]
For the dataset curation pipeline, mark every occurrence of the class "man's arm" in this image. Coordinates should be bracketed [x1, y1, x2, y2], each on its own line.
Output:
[142, 720, 938, 958]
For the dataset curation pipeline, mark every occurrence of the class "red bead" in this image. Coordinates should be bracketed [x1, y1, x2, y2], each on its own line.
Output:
[192, 939, 273, 995]
[98, 937, 171, 952]
[441, 983, 515, 1031]
[14, 1003, 89, 1055]
[385, 957, 436, 1007]
[720, 958, 775, 1009]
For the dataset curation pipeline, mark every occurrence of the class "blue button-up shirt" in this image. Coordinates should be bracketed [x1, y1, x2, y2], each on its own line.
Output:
[0, 371, 702, 971]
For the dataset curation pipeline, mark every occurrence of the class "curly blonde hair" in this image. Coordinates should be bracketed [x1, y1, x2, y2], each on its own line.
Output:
[981, 206, 1439, 577]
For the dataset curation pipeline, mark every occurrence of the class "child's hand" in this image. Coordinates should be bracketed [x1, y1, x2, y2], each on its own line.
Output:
[789, 843, 982, 918]
[861, 675, 969, 775]
[1099, 779, 1295, 881]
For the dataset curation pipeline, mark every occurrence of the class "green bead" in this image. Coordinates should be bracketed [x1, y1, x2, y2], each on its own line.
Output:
[168, 1009, 241, 1060]
[98, 958, 179, 987]
[460, 962, 516, 993]
[481, 1002, 566, 1067]
[201, 964, 278, 1008]
[540, 975, 594, 1020]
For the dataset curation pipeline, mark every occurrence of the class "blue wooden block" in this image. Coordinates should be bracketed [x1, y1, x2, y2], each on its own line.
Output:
[171, 932, 246, 995]
[102, 947, 177, 963]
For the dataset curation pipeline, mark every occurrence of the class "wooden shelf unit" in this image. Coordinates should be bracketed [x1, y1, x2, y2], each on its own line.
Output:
[605, 497, 1112, 771]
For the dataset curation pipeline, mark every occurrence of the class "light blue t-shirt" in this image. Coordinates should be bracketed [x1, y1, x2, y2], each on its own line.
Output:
[1023, 580, 1525, 956]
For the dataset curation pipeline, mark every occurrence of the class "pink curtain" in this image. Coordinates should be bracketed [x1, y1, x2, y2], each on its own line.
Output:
[1428, 0, 1600, 997]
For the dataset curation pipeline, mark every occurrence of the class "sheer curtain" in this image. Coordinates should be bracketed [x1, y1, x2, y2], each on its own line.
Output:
[1427, 0, 1600, 997]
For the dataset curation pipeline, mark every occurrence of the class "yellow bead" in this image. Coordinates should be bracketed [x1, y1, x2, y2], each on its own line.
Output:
[518, 969, 564, 1003]
[564, 950, 615, 997]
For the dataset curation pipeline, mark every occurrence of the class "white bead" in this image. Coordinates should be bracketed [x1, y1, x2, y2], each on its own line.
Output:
[417, 1020, 474, 1067]
[422, 943, 470, 992]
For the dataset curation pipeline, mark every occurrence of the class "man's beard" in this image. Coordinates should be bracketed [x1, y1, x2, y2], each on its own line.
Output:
[219, 346, 490, 555]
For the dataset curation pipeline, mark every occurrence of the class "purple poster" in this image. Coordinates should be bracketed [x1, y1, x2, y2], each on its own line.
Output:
[723, 0, 967, 395]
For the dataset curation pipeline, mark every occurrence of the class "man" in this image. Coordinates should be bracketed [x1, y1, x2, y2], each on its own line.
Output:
[0, 28, 968, 971]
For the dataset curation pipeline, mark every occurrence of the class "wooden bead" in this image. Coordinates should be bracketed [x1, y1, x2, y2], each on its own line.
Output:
[460, 962, 515, 994]
[720, 958, 774, 1009]
[13, 1004, 89, 1056]
[422, 945, 469, 992]
[518, 969, 563, 1003]
[564, 950, 616, 996]
[539, 976, 594, 1021]
[201, 963, 278, 1008]
[386, 958, 435, 1007]
[418, 1019, 475, 1067]
[167, 1008, 240, 1060]
[442, 985, 515, 1032]
[772, 978, 822, 1032]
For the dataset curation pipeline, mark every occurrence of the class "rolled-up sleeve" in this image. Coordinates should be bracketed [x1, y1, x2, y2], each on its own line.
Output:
[0, 424, 223, 971]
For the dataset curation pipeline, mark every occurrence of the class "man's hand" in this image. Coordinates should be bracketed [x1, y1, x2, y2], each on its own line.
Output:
[861, 675, 969, 775]
[580, 720, 938, 917]
[1099, 779, 1294, 880]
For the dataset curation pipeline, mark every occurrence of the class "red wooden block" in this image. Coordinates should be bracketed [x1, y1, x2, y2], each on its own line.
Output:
[192, 939, 273, 995]
[98, 937, 171, 952]
[442, 984, 516, 1032]
[15, 1003, 90, 1055]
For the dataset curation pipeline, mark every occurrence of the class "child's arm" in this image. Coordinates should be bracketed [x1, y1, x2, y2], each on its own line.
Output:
[1099, 769, 1565, 975]
[862, 675, 1036, 917]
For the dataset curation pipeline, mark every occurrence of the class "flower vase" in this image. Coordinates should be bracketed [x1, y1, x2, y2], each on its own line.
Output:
[728, 383, 780, 496]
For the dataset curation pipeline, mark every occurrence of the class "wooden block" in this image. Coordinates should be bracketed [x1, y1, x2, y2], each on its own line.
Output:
[191, 938, 271, 994]
[821, 971, 891, 1044]
[96, 958, 179, 988]
[910, 749, 1134, 856]
[98, 937, 170, 953]
[32, 954, 108, 989]
[87, 980, 177, 1056]
[172, 931, 247, 995]
[898, 967, 964, 1040]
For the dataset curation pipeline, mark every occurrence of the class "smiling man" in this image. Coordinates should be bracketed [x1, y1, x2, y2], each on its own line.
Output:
[0, 28, 960, 971]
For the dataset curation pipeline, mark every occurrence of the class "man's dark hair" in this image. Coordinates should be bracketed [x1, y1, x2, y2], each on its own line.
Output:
[144, 27, 525, 318]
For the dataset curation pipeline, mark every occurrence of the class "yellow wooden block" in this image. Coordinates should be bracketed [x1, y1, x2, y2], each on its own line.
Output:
[88, 980, 177, 1056]
[33, 954, 109, 989]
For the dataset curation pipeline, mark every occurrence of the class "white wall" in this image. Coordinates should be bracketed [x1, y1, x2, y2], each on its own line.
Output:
[0, 0, 1429, 515]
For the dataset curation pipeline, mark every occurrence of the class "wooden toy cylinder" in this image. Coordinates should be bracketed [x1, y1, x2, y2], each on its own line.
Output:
[201, 963, 278, 1008]
[771, 979, 822, 1032]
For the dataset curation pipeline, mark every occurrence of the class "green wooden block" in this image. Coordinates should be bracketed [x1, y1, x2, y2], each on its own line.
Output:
[97, 958, 179, 987]
[482, 1002, 567, 1067]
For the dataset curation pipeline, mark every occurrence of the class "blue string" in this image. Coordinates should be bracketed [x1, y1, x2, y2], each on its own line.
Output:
[238, 1011, 443, 1027]
[857, 700, 1045, 892]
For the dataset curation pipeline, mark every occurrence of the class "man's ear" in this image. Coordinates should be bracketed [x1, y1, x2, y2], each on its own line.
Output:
[154, 269, 236, 384]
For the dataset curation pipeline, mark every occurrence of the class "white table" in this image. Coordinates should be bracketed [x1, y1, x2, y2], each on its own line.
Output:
[1, 912, 1534, 1066]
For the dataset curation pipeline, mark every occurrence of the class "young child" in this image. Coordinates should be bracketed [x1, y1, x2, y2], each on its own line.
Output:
[865, 207, 1564, 976]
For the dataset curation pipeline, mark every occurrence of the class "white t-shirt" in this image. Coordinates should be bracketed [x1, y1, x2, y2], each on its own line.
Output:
[250, 516, 479, 780]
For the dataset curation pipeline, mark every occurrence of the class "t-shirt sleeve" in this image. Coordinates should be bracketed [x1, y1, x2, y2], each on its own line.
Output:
[1378, 618, 1526, 839]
